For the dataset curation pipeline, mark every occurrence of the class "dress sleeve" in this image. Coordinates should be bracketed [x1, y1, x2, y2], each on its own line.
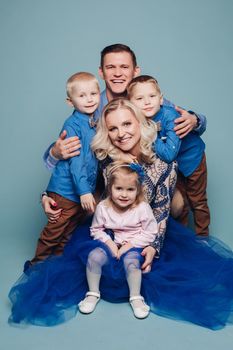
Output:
[150, 160, 177, 256]
[90, 203, 112, 243]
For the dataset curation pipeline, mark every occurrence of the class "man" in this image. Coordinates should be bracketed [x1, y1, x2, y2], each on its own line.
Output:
[42, 43, 207, 271]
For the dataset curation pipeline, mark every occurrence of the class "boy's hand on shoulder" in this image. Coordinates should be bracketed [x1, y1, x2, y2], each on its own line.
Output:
[51, 130, 81, 160]
[174, 106, 198, 138]
[80, 193, 96, 213]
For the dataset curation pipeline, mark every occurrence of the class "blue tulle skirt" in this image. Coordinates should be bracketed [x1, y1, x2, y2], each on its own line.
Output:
[8, 217, 233, 329]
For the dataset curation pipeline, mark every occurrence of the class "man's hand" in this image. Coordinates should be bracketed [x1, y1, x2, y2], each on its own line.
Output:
[105, 239, 119, 258]
[141, 246, 156, 273]
[174, 106, 198, 139]
[42, 195, 62, 223]
[51, 130, 81, 160]
[80, 193, 96, 213]
[117, 242, 133, 259]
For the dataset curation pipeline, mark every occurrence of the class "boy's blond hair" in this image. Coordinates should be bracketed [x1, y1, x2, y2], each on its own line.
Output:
[66, 72, 99, 98]
[127, 75, 161, 99]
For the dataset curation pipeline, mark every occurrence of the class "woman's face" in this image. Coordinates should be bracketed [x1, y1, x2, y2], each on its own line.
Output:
[105, 108, 141, 156]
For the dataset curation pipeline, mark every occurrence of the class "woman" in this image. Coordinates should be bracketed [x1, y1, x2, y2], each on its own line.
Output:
[9, 99, 233, 329]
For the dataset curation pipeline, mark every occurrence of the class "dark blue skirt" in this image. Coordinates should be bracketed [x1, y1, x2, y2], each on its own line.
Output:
[8, 217, 233, 329]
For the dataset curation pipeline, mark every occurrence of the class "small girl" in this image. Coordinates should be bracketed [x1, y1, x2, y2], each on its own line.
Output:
[78, 162, 158, 319]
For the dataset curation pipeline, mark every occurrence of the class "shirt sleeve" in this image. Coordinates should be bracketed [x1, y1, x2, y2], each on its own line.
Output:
[90, 204, 112, 242]
[43, 143, 59, 171]
[163, 98, 207, 136]
[154, 115, 181, 163]
[150, 160, 177, 256]
[130, 202, 158, 247]
[65, 125, 91, 196]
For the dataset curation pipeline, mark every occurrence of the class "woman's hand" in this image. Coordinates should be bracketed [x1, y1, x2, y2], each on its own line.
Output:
[117, 242, 133, 259]
[141, 246, 156, 273]
[51, 130, 81, 160]
[80, 193, 96, 213]
[41, 195, 62, 223]
[105, 239, 119, 258]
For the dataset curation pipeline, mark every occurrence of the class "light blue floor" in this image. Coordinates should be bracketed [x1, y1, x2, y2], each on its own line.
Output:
[1, 232, 233, 350]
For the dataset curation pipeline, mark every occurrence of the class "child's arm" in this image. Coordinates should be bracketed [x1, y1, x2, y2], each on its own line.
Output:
[65, 124, 96, 211]
[154, 110, 181, 163]
[117, 242, 133, 259]
[90, 203, 113, 243]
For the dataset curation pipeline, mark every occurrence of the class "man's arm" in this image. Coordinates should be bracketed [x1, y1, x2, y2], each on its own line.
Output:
[163, 98, 207, 139]
[43, 130, 81, 170]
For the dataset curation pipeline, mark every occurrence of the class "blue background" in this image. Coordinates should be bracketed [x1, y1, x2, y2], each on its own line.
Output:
[1, 0, 233, 349]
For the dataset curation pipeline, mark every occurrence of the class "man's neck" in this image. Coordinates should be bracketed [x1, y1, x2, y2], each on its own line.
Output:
[106, 89, 128, 102]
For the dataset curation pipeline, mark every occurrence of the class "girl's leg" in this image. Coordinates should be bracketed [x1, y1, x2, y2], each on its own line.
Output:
[79, 247, 108, 314]
[123, 250, 150, 318]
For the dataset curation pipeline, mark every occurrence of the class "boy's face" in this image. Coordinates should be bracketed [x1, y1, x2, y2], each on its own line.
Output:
[68, 81, 100, 115]
[99, 51, 140, 98]
[130, 82, 163, 118]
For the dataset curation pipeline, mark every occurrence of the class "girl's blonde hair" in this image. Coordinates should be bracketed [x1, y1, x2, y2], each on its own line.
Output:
[91, 98, 157, 164]
[105, 161, 145, 208]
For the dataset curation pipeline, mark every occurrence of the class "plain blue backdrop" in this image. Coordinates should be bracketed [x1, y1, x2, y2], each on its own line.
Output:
[1, 1, 233, 349]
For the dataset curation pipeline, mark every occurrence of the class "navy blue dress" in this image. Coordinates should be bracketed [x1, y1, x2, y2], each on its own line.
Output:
[8, 158, 233, 329]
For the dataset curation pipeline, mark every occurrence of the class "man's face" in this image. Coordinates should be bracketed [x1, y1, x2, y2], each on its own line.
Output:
[99, 51, 140, 99]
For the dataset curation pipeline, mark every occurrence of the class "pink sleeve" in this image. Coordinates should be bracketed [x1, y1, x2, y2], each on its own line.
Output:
[131, 202, 158, 246]
[90, 203, 112, 243]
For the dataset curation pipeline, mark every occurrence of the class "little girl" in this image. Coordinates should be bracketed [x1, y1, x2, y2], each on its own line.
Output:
[78, 162, 158, 319]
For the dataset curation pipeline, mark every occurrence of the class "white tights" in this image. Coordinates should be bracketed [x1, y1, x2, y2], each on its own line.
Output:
[86, 247, 142, 298]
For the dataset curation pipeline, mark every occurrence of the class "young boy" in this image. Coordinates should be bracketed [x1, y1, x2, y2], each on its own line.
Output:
[127, 75, 210, 236]
[29, 72, 100, 266]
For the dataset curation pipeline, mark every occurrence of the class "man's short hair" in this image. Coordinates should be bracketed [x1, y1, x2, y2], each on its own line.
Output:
[100, 43, 137, 68]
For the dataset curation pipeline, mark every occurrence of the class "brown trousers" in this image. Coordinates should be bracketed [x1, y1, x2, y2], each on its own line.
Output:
[176, 153, 210, 236]
[31, 192, 86, 264]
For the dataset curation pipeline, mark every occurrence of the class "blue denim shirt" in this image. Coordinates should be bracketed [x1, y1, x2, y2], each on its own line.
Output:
[43, 90, 207, 171]
[46, 110, 98, 203]
[153, 105, 205, 177]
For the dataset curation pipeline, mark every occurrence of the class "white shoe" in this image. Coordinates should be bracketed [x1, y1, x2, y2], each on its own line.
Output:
[129, 295, 150, 319]
[78, 291, 100, 314]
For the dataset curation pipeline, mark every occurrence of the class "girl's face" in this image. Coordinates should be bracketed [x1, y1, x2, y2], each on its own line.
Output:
[105, 108, 141, 156]
[130, 82, 163, 118]
[111, 173, 138, 211]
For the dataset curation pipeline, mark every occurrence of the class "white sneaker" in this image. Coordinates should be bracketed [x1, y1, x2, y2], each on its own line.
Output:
[129, 295, 150, 319]
[78, 291, 100, 314]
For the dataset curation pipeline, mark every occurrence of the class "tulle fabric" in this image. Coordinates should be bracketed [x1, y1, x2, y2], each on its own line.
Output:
[9, 217, 233, 329]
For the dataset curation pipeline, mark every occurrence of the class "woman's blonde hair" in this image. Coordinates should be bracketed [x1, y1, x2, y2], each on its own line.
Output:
[91, 98, 157, 164]
[105, 161, 145, 208]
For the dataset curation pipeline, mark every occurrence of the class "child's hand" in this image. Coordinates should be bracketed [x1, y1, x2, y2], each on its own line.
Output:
[117, 242, 133, 259]
[105, 240, 119, 258]
[80, 193, 96, 213]
[42, 195, 62, 223]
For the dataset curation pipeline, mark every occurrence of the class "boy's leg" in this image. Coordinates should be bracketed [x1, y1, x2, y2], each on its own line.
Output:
[176, 173, 190, 226]
[184, 154, 210, 236]
[31, 193, 83, 264]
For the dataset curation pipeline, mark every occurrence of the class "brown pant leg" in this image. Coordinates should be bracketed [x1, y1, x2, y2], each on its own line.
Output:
[31, 193, 85, 264]
[177, 154, 210, 236]
[176, 173, 190, 227]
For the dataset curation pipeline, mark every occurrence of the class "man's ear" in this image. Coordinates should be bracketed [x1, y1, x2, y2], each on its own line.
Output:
[98, 67, 104, 80]
[66, 97, 74, 107]
[133, 66, 141, 78]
